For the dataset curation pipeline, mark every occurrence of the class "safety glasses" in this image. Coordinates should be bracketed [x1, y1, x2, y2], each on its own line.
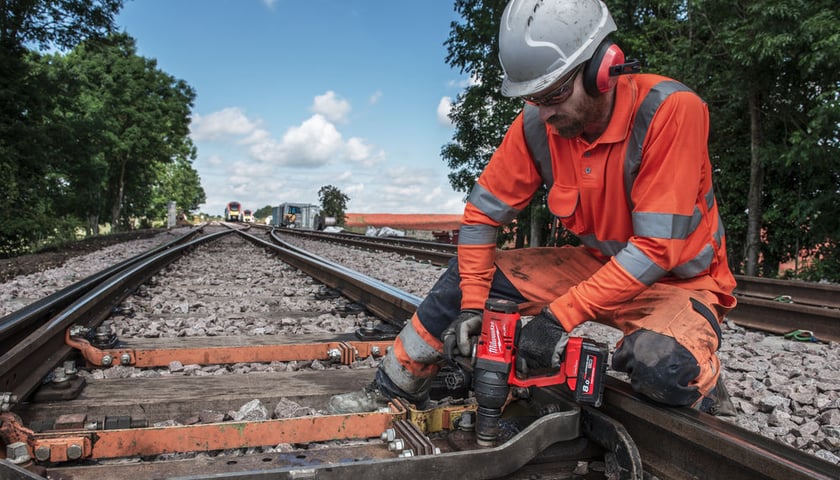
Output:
[521, 64, 584, 107]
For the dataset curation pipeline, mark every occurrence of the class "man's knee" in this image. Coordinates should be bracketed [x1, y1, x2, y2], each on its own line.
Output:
[612, 329, 702, 406]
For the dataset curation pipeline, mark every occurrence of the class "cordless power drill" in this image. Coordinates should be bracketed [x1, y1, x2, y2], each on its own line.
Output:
[472, 298, 609, 446]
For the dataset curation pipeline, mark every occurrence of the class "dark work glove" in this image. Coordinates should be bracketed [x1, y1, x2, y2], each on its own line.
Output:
[515, 308, 569, 377]
[441, 309, 482, 360]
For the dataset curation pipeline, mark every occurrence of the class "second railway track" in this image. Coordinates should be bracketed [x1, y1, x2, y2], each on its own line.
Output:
[0, 225, 838, 479]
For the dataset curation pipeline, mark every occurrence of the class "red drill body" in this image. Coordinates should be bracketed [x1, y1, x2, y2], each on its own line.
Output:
[472, 299, 608, 445]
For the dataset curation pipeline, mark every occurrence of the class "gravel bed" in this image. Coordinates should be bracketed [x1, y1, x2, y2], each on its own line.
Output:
[2, 228, 838, 466]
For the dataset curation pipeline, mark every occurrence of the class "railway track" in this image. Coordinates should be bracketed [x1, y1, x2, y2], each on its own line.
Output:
[0, 225, 837, 479]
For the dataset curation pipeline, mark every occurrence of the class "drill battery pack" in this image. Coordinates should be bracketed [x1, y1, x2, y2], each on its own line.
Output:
[564, 337, 609, 407]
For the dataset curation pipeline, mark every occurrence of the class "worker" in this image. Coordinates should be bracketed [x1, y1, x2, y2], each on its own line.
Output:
[329, 0, 737, 416]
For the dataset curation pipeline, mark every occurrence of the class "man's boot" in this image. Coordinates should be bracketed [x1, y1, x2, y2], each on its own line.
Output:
[328, 375, 430, 414]
[328, 381, 393, 414]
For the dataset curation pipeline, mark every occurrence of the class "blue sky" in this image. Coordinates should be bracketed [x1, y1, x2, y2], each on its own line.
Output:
[116, 0, 472, 217]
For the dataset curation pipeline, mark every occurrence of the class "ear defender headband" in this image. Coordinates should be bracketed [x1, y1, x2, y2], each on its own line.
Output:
[582, 38, 642, 96]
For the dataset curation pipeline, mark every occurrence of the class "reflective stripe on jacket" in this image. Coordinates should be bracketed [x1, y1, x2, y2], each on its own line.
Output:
[457, 73, 737, 331]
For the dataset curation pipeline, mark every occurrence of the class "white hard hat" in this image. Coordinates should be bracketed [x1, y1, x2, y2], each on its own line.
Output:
[499, 0, 617, 97]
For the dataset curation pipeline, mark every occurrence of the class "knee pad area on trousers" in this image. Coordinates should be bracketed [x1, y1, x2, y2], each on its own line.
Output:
[611, 329, 702, 406]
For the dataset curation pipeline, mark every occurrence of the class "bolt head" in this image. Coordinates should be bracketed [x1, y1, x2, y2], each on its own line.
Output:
[66, 444, 83, 460]
[34, 445, 51, 462]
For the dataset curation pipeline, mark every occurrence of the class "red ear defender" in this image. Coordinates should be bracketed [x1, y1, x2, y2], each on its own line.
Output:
[595, 43, 625, 93]
[583, 39, 641, 96]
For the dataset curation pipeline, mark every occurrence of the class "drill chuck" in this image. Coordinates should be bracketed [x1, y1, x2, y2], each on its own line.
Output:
[473, 357, 511, 446]
[475, 406, 503, 446]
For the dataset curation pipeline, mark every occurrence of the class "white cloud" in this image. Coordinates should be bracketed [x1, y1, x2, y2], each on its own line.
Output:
[344, 183, 365, 194]
[386, 166, 429, 186]
[346, 137, 385, 167]
[369, 91, 383, 104]
[194, 105, 385, 169]
[247, 114, 341, 167]
[312, 91, 351, 124]
[191, 107, 259, 141]
[241, 128, 271, 145]
[437, 96, 454, 127]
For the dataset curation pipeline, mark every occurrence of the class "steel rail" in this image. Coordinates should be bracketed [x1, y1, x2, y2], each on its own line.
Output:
[276, 227, 456, 250]
[0, 230, 231, 400]
[273, 227, 456, 266]
[245, 229, 421, 324]
[727, 295, 839, 342]
[733, 274, 840, 308]
[589, 378, 840, 480]
[0, 228, 204, 351]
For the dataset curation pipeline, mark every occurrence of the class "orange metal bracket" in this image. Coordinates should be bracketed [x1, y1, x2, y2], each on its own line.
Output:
[1, 400, 409, 463]
[66, 329, 391, 368]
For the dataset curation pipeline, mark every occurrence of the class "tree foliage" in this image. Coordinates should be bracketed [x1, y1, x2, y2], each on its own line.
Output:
[1, 0, 123, 254]
[254, 205, 273, 220]
[442, 0, 840, 281]
[1, 1, 205, 256]
[318, 185, 349, 227]
[62, 33, 200, 229]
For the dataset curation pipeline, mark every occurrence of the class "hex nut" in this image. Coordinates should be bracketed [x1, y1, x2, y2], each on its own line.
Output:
[380, 428, 396, 442]
[6, 442, 30, 464]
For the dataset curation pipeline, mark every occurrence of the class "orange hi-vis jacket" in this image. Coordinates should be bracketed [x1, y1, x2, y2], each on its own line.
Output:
[458, 74, 737, 332]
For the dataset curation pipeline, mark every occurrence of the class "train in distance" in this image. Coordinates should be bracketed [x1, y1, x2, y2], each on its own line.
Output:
[224, 201, 242, 222]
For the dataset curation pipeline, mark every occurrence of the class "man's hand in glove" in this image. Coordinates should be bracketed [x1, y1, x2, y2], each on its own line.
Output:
[441, 309, 482, 360]
[515, 308, 569, 377]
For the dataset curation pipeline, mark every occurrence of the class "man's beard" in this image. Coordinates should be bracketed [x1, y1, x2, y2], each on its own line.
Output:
[551, 118, 585, 138]
[547, 114, 585, 138]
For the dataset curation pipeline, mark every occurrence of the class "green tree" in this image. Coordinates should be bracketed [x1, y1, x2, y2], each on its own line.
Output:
[318, 185, 349, 227]
[254, 205, 273, 220]
[151, 154, 206, 219]
[65, 33, 197, 230]
[0, 0, 123, 254]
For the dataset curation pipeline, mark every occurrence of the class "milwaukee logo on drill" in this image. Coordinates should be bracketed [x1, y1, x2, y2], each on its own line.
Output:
[488, 322, 502, 354]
